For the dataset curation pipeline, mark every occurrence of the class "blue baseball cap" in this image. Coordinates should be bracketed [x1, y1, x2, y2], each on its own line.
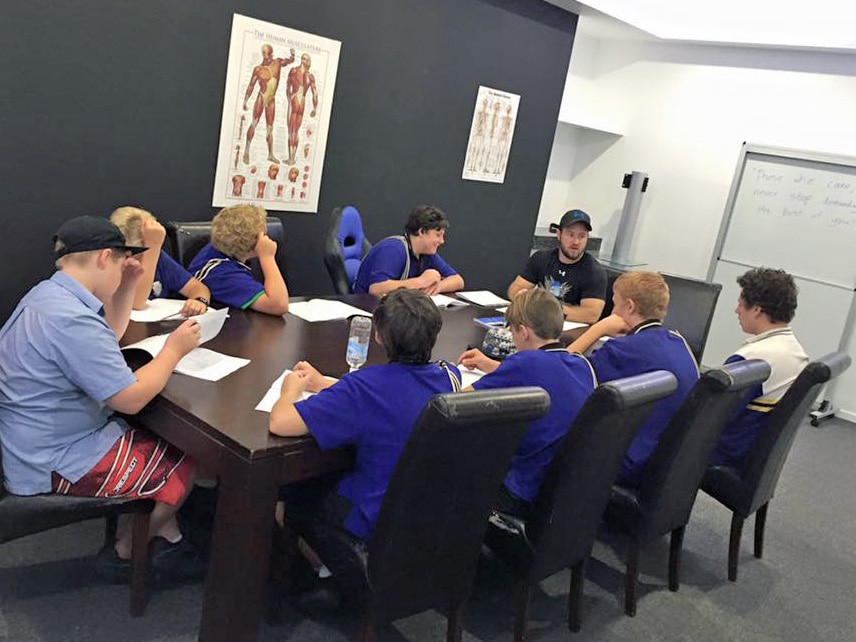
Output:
[549, 209, 592, 232]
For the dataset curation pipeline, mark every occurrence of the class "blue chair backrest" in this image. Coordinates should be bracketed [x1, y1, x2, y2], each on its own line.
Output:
[338, 206, 367, 285]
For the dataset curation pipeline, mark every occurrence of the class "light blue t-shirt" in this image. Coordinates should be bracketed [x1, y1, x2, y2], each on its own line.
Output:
[0, 272, 136, 495]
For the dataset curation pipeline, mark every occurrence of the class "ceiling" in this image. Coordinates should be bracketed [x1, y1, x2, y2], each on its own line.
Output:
[546, 0, 856, 52]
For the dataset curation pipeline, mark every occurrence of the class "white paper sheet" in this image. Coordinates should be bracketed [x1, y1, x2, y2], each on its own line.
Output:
[129, 299, 187, 322]
[126, 307, 229, 351]
[122, 307, 240, 381]
[456, 290, 510, 308]
[255, 369, 339, 413]
[430, 294, 468, 308]
[196, 307, 230, 343]
[563, 321, 588, 332]
[287, 299, 371, 322]
[174, 349, 250, 381]
[125, 334, 169, 357]
[459, 367, 487, 388]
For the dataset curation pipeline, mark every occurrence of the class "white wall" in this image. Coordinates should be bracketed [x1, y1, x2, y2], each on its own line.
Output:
[545, 38, 856, 271]
[539, 34, 856, 419]
[535, 123, 580, 231]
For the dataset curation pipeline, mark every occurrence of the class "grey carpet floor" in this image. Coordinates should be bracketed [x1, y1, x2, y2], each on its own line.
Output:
[2, 416, 855, 641]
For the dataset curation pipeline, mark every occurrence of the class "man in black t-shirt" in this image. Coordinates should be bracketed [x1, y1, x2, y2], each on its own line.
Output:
[507, 209, 607, 324]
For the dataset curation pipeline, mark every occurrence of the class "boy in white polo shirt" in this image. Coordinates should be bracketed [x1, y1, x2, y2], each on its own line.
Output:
[711, 267, 809, 468]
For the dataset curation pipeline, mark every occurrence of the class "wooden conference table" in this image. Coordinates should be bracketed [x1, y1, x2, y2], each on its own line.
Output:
[121, 294, 494, 642]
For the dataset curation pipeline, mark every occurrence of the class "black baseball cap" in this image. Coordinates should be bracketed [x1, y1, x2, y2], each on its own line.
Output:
[549, 209, 592, 232]
[54, 216, 147, 258]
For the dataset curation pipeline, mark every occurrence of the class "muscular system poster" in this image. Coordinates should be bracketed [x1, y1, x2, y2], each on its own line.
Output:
[462, 85, 520, 184]
[212, 14, 341, 213]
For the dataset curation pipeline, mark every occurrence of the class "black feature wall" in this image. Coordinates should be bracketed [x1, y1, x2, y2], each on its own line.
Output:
[0, 0, 577, 321]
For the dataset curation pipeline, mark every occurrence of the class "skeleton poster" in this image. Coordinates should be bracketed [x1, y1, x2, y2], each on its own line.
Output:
[212, 14, 341, 213]
[462, 86, 520, 184]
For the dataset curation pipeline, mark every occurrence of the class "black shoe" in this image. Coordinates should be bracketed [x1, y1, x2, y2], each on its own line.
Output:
[148, 536, 207, 585]
[292, 581, 342, 617]
[94, 545, 132, 585]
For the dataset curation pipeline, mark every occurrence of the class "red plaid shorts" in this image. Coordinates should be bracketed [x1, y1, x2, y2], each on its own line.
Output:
[52, 428, 194, 506]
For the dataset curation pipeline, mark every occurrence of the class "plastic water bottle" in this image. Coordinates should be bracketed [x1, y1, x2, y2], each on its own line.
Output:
[346, 316, 372, 372]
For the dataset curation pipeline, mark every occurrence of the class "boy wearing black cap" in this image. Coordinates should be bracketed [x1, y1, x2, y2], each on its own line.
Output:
[0, 215, 203, 583]
[507, 209, 607, 324]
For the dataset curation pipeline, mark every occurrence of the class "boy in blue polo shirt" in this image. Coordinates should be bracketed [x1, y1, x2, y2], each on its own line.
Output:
[0, 216, 203, 582]
[567, 271, 699, 487]
[188, 204, 289, 315]
[352, 205, 465, 296]
[711, 268, 808, 469]
[458, 288, 597, 518]
[110, 206, 211, 316]
[269, 289, 461, 605]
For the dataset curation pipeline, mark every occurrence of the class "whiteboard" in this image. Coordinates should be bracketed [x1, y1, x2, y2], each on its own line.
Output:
[713, 147, 856, 289]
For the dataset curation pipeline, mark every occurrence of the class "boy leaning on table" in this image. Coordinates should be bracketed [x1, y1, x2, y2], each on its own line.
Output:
[269, 288, 461, 609]
[0, 215, 205, 583]
[109, 205, 210, 316]
[188, 203, 289, 315]
[458, 287, 597, 519]
[566, 271, 699, 488]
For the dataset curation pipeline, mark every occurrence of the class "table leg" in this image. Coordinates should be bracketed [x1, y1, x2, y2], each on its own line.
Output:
[198, 453, 280, 642]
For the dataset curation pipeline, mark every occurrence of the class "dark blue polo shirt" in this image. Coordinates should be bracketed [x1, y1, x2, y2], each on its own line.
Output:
[473, 345, 597, 502]
[295, 361, 462, 541]
[587, 321, 699, 487]
[353, 236, 457, 294]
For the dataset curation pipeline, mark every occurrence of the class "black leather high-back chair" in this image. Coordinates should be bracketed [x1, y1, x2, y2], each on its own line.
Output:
[165, 220, 211, 268]
[701, 351, 851, 581]
[0, 444, 153, 616]
[165, 217, 286, 281]
[603, 359, 771, 616]
[324, 205, 372, 294]
[484, 370, 678, 638]
[598, 265, 624, 320]
[660, 272, 722, 364]
[298, 388, 549, 642]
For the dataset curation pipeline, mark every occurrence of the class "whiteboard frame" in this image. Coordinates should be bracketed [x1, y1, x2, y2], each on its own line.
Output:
[706, 142, 856, 414]
[707, 142, 856, 284]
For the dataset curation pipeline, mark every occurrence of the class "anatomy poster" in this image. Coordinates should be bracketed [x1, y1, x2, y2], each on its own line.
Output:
[462, 86, 520, 184]
[213, 14, 341, 213]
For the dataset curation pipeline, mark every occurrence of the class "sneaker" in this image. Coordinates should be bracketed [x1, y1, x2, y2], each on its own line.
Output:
[148, 536, 207, 585]
[94, 545, 132, 585]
